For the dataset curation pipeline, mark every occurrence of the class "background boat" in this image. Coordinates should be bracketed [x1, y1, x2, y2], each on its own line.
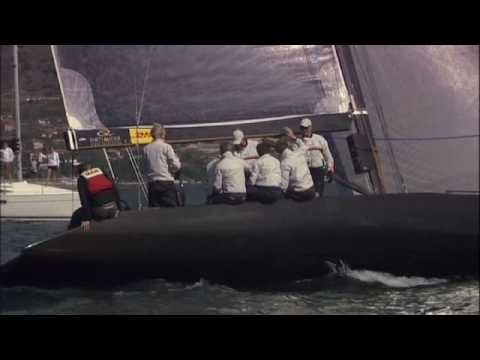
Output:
[1, 45, 81, 220]
[0, 180, 80, 220]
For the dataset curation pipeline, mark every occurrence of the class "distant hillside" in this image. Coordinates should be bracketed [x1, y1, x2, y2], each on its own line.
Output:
[1, 45, 61, 100]
[1, 45, 67, 147]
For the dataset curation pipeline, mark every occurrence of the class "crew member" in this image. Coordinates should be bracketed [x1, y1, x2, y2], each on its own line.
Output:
[0, 141, 14, 182]
[232, 129, 259, 167]
[143, 123, 182, 207]
[299, 118, 334, 196]
[247, 141, 282, 204]
[69, 163, 121, 231]
[211, 142, 251, 205]
[277, 127, 316, 202]
[206, 154, 222, 204]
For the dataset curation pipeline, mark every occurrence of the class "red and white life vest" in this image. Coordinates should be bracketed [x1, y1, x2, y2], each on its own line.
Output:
[81, 168, 113, 195]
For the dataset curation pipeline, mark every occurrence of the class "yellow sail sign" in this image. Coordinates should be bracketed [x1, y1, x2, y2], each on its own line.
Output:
[129, 128, 154, 145]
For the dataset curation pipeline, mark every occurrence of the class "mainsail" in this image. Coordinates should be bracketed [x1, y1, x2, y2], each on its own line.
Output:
[51, 45, 352, 142]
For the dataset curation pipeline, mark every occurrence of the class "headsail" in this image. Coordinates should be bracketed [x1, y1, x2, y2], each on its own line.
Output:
[350, 45, 479, 193]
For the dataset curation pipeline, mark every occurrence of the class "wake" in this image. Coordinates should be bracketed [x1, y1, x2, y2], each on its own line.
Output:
[325, 260, 448, 288]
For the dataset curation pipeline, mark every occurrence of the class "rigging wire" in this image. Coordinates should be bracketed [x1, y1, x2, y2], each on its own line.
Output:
[134, 45, 155, 209]
[71, 151, 75, 216]
[133, 65, 141, 209]
[136, 45, 154, 126]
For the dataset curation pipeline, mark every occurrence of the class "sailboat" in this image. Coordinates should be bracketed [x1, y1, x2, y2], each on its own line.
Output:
[0, 45, 81, 220]
[1, 45, 478, 288]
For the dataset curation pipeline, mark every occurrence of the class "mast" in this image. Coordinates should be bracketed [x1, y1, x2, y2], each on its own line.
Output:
[334, 45, 386, 194]
[13, 45, 23, 182]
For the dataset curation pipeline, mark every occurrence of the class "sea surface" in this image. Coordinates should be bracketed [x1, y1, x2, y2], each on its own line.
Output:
[1, 219, 478, 315]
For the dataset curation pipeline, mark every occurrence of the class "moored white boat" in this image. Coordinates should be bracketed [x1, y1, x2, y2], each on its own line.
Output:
[0, 181, 80, 220]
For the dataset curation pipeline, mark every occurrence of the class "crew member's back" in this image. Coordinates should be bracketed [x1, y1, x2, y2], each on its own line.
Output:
[210, 142, 251, 205]
[277, 128, 315, 202]
[143, 123, 182, 207]
[247, 141, 283, 204]
[69, 163, 121, 231]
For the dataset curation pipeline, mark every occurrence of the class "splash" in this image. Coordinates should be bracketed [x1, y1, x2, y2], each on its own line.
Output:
[325, 260, 448, 288]
[185, 278, 208, 290]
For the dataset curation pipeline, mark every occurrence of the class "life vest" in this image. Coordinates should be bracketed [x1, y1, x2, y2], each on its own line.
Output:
[81, 168, 113, 195]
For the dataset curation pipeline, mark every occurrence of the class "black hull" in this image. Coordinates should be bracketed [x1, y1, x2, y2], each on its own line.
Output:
[1, 194, 478, 288]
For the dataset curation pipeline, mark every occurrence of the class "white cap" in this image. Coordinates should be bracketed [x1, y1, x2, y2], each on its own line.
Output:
[232, 129, 244, 145]
[300, 118, 312, 128]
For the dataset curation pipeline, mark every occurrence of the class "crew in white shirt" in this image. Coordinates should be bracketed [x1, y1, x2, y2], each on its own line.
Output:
[299, 118, 334, 196]
[46, 146, 61, 183]
[144, 123, 182, 207]
[276, 128, 316, 202]
[206, 155, 222, 203]
[211, 142, 251, 205]
[247, 141, 283, 204]
[0, 141, 15, 182]
[232, 129, 259, 167]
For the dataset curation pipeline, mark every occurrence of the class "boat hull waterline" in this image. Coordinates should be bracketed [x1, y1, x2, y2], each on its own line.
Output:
[1, 193, 478, 288]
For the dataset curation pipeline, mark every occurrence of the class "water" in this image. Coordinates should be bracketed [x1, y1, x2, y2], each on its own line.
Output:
[1, 221, 478, 315]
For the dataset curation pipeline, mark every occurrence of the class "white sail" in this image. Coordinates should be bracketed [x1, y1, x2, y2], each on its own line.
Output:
[50, 45, 350, 131]
[351, 45, 479, 193]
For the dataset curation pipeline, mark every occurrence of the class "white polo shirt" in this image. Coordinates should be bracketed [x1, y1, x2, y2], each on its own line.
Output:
[280, 140, 314, 192]
[250, 153, 281, 187]
[214, 151, 251, 194]
[301, 134, 334, 170]
[144, 139, 181, 182]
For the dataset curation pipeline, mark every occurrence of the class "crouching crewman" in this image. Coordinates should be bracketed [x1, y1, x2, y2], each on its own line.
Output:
[69, 163, 122, 231]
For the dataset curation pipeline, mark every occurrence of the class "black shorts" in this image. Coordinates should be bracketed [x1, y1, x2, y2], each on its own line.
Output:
[309, 167, 327, 196]
[285, 186, 316, 202]
[247, 185, 283, 204]
[148, 181, 178, 208]
[210, 192, 246, 205]
[48, 166, 59, 170]
[92, 201, 119, 220]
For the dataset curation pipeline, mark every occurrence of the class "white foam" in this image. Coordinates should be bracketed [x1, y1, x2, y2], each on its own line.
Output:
[185, 278, 207, 290]
[326, 260, 448, 288]
[345, 269, 448, 288]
